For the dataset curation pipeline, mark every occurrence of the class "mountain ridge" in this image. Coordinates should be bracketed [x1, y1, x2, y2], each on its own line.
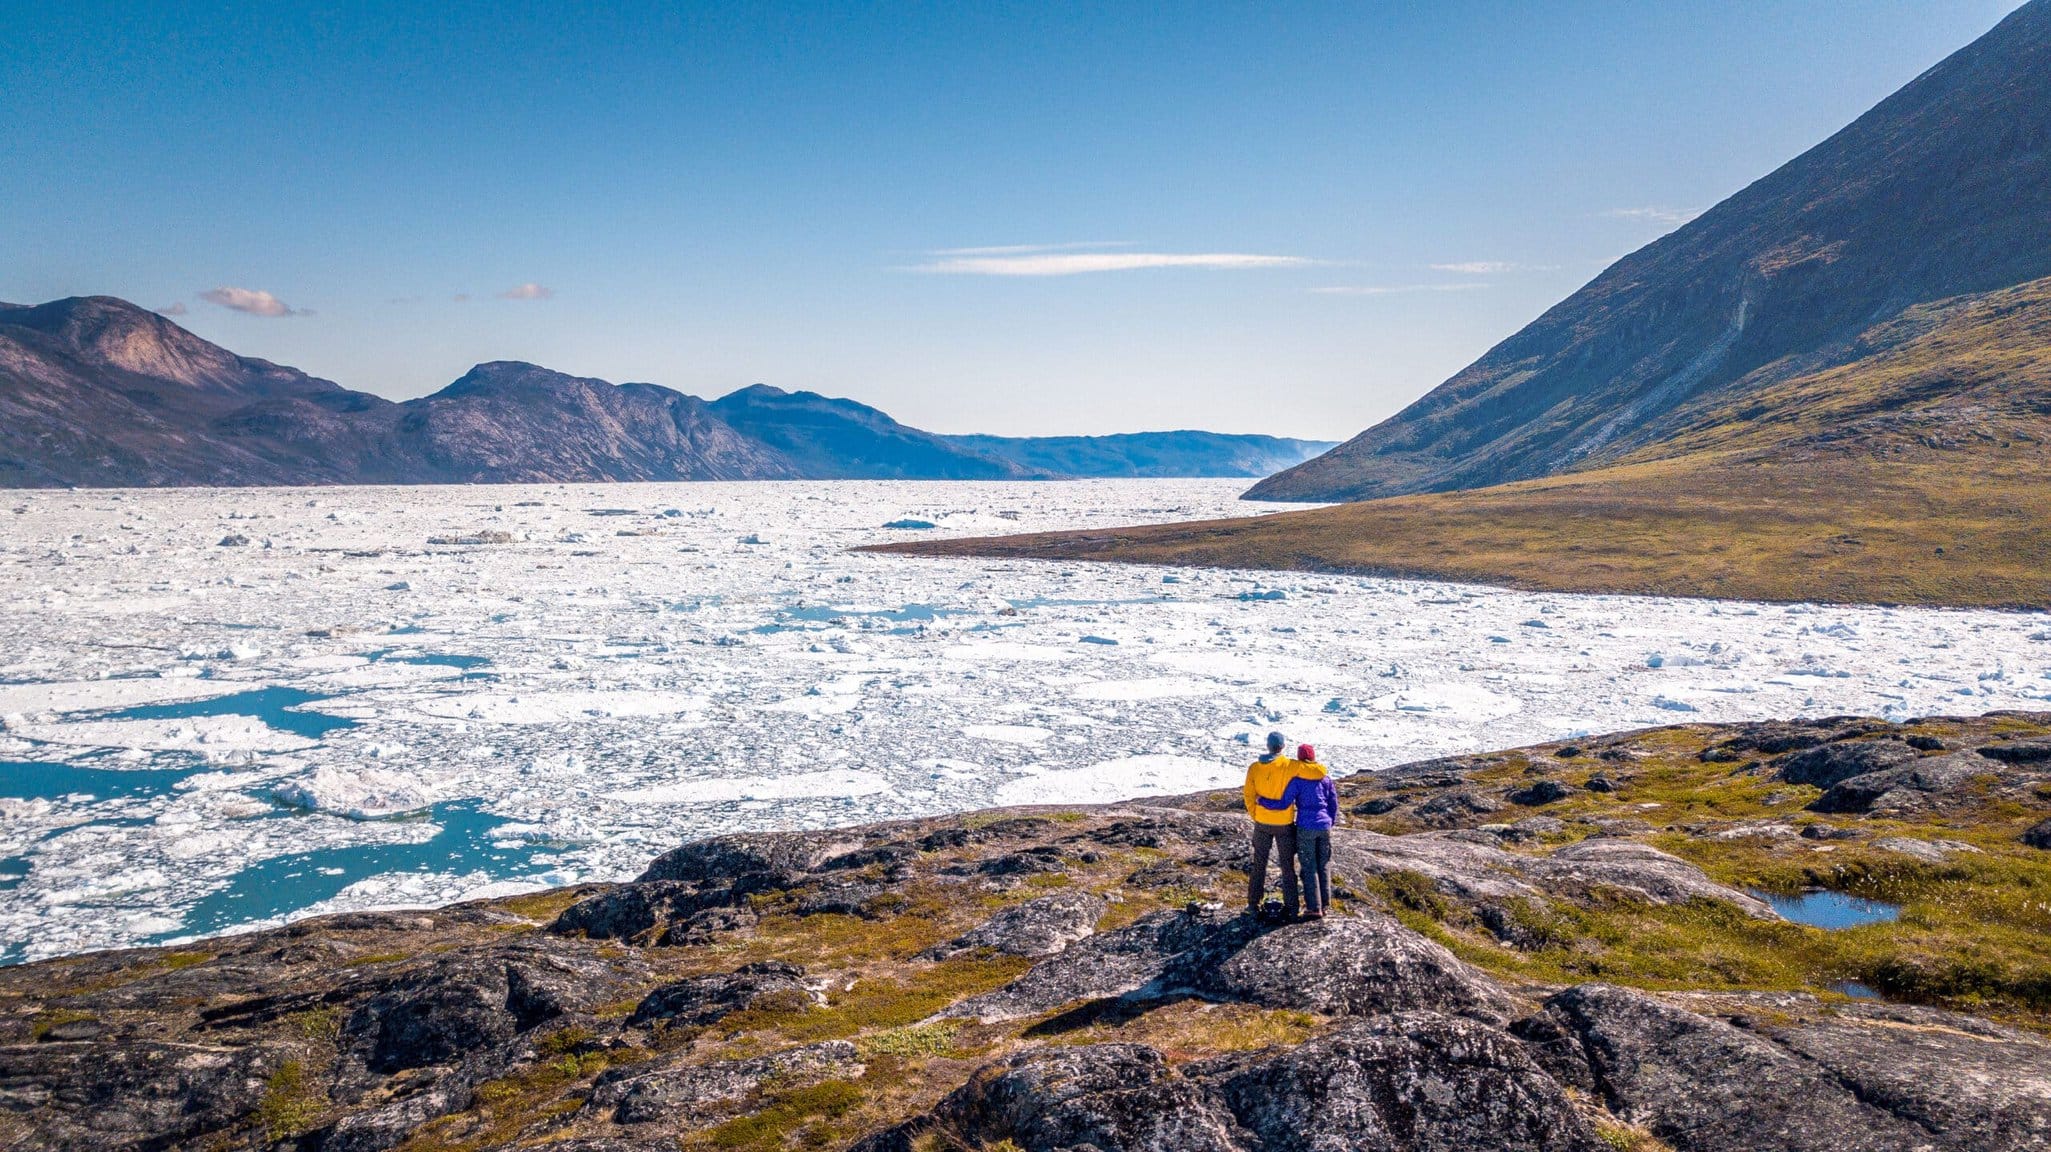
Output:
[1249, 0, 2051, 503]
[0, 297, 1314, 487]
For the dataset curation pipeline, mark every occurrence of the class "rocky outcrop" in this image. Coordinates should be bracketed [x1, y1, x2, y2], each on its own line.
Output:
[1516, 983, 2051, 1151]
[588, 1041, 862, 1125]
[1810, 752, 1996, 813]
[341, 941, 631, 1073]
[1780, 739, 1919, 788]
[919, 890, 1106, 960]
[625, 961, 817, 1028]
[866, 1015, 1606, 1152]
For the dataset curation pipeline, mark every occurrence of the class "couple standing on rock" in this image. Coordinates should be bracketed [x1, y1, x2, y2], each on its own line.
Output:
[1243, 730, 1339, 922]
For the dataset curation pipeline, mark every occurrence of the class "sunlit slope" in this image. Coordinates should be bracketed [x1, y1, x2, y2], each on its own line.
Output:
[1250, 0, 2051, 503]
[868, 279, 2051, 608]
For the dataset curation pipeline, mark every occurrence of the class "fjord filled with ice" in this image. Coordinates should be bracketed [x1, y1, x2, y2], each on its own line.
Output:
[1, 479, 2045, 962]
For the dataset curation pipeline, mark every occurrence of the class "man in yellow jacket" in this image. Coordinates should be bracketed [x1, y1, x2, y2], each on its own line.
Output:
[1243, 730, 1300, 920]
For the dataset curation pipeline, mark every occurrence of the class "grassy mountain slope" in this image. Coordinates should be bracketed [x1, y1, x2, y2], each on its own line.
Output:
[1249, 0, 2051, 504]
[867, 276, 2051, 608]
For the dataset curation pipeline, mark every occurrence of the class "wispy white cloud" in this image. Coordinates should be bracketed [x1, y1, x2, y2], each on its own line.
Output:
[928, 241, 1135, 257]
[199, 286, 307, 317]
[1603, 206, 1699, 226]
[497, 282, 554, 300]
[155, 302, 188, 317]
[1313, 283, 1494, 296]
[909, 250, 1313, 277]
[1429, 260, 1554, 275]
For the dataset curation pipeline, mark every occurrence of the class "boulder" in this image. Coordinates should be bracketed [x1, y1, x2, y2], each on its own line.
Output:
[636, 829, 868, 884]
[1979, 740, 2051, 765]
[943, 906, 1262, 1022]
[2023, 818, 2051, 849]
[626, 961, 815, 1029]
[0, 1040, 286, 1152]
[1515, 983, 1976, 1151]
[923, 1043, 1240, 1152]
[1412, 791, 1503, 826]
[1743, 1000, 2051, 1149]
[1810, 753, 1993, 814]
[342, 944, 624, 1073]
[1197, 1013, 1603, 1151]
[589, 1041, 862, 1125]
[863, 1015, 1604, 1152]
[919, 891, 1105, 960]
[1779, 740, 1917, 789]
[1509, 780, 1574, 806]
[1200, 915, 1514, 1023]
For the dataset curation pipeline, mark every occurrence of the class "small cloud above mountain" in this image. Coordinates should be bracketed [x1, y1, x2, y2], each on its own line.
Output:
[907, 245, 1311, 277]
[498, 282, 554, 300]
[1313, 283, 1493, 296]
[1429, 261, 1552, 274]
[200, 287, 307, 317]
[1603, 206, 1699, 226]
[155, 302, 188, 317]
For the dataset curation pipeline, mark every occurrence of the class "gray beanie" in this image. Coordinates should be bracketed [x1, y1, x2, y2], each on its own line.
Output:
[1266, 731, 1286, 753]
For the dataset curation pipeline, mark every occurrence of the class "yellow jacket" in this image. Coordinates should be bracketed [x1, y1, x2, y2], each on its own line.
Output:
[1244, 754, 1299, 825]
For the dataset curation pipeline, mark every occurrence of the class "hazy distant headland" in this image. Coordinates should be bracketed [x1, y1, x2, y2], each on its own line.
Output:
[0, 296, 1331, 490]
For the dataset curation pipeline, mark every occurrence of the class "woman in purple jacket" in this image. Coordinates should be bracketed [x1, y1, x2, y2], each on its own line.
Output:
[1257, 743, 1339, 919]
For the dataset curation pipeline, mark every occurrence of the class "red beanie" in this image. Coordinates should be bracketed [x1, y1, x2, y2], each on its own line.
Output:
[1297, 743, 1316, 762]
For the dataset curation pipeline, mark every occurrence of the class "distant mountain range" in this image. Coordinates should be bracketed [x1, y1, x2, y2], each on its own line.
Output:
[0, 297, 1331, 488]
[880, 0, 2051, 609]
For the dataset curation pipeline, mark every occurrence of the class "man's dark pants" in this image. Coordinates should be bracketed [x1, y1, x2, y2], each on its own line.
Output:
[1249, 823, 1299, 915]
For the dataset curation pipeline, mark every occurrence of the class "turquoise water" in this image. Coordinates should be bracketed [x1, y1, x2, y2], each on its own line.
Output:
[0, 759, 201, 802]
[100, 686, 357, 740]
[1756, 889, 1900, 929]
[162, 800, 551, 943]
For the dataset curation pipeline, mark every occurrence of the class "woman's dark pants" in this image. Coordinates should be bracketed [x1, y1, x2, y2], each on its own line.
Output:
[1249, 824, 1299, 916]
[1297, 829, 1332, 914]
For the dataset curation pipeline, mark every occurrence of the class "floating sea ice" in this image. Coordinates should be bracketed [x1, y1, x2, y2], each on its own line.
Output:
[8, 715, 318, 756]
[1071, 677, 1215, 702]
[272, 765, 440, 819]
[605, 768, 891, 805]
[414, 689, 709, 724]
[990, 754, 1237, 807]
[962, 724, 1053, 744]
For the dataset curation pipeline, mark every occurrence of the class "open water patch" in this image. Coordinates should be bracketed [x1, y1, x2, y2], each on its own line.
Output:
[0, 759, 200, 803]
[163, 800, 552, 943]
[1755, 889, 1900, 929]
[97, 687, 358, 740]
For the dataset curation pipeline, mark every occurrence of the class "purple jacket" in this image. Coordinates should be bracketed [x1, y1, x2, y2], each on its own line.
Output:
[1257, 771, 1339, 831]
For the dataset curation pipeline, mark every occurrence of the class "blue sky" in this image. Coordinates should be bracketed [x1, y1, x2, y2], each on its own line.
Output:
[0, 1, 2024, 438]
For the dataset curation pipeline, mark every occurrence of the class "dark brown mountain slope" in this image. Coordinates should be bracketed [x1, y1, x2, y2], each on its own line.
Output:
[1250, 0, 2051, 503]
[393, 363, 804, 483]
[0, 296, 395, 486]
[2, 296, 1303, 487]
